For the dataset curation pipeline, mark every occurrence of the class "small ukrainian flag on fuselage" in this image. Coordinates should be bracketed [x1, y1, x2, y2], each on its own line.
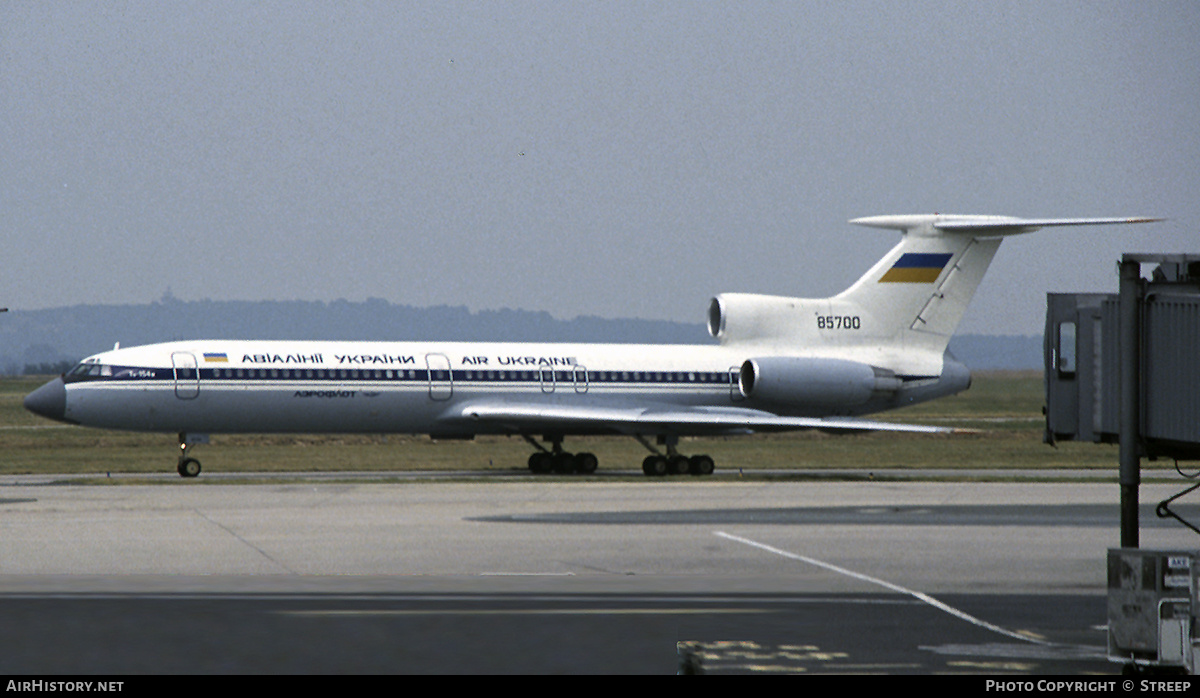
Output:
[203, 352, 229, 363]
[878, 253, 953, 283]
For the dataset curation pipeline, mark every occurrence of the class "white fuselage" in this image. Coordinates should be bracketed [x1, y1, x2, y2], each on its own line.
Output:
[54, 339, 958, 437]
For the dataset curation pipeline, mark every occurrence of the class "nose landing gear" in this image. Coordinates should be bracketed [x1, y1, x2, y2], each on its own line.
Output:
[176, 432, 208, 478]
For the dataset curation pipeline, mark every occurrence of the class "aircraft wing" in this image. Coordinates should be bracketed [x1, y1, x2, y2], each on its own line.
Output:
[440, 399, 955, 435]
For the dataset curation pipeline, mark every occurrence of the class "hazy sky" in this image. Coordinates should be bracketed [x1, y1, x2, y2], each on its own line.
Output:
[2, 1, 1197, 335]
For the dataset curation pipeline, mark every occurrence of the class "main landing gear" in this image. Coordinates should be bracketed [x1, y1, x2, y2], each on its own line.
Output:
[523, 435, 598, 475]
[636, 435, 714, 477]
[522, 434, 716, 477]
[176, 432, 207, 478]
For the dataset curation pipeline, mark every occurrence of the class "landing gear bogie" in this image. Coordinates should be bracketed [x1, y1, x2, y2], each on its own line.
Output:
[526, 450, 599, 475]
[634, 434, 716, 477]
[523, 435, 601, 476]
[640, 453, 715, 477]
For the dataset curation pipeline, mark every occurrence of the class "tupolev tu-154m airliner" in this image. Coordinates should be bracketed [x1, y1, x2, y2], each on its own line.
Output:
[25, 214, 1161, 477]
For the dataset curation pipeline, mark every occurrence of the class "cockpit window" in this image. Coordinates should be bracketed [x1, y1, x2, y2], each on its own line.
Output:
[64, 363, 108, 382]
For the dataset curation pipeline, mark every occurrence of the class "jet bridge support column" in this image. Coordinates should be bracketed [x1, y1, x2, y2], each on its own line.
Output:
[1119, 259, 1142, 548]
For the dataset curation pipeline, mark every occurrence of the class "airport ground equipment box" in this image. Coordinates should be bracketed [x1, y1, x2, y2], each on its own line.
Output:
[1108, 548, 1200, 673]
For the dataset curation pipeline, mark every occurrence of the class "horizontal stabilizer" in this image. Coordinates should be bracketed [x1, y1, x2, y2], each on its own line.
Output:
[850, 214, 1163, 237]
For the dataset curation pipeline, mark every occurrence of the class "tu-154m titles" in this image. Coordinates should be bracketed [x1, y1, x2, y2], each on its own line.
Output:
[25, 214, 1160, 477]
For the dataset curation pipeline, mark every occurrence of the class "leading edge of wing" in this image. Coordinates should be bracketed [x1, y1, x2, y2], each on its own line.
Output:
[442, 400, 956, 435]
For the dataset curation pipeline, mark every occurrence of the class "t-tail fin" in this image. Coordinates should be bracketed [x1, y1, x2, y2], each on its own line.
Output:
[840, 215, 1163, 349]
[709, 214, 1162, 375]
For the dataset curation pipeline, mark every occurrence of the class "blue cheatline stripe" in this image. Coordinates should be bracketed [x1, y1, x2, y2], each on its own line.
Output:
[64, 366, 742, 386]
[63, 365, 941, 387]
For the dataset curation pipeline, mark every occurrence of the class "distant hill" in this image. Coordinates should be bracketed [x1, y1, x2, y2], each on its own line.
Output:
[0, 298, 1042, 374]
[947, 334, 1042, 372]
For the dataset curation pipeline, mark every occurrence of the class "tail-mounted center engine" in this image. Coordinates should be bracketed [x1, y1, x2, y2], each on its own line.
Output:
[738, 356, 901, 408]
[709, 294, 809, 344]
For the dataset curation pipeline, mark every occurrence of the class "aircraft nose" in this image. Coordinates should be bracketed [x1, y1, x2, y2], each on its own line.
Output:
[24, 376, 68, 423]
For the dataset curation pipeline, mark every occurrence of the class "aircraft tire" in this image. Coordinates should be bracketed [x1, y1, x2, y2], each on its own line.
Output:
[688, 455, 715, 476]
[574, 452, 598, 474]
[528, 452, 552, 474]
[667, 455, 691, 476]
[551, 452, 577, 474]
[642, 455, 667, 477]
[177, 458, 201, 478]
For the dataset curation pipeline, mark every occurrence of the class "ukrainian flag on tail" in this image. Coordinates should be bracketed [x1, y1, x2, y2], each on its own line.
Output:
[878, 253, 953, 283]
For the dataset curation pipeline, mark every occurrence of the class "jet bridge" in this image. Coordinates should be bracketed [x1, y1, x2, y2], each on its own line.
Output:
[1046, 255, 1200, 460]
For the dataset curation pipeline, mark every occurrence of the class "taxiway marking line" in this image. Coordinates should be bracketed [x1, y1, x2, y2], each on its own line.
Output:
[281, 608, 767, 617]
[713, 530, 1049, 646]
